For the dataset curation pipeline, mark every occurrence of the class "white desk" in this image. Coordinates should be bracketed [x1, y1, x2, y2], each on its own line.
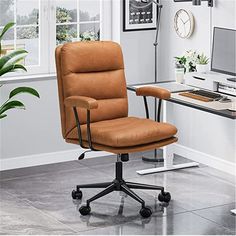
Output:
[128, 81, 236, 215]
[128, 81, 235, 174]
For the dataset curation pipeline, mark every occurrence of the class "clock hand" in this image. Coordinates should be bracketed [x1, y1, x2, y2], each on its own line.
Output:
[178, 18, 185, 31]
[179, 18, 185, 25]
[184, 19, 190, 24]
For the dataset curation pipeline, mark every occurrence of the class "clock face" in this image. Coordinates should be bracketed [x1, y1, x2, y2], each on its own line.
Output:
[174, 9, 195, 39]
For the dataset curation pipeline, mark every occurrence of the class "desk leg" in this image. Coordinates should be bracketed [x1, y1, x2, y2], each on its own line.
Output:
[136, 101, 199, 175]
[231, 209, 236, 215]
[136, 145, 199, 175]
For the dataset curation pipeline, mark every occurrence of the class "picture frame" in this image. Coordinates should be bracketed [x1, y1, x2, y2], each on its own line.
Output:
[123, 0, 157, 32]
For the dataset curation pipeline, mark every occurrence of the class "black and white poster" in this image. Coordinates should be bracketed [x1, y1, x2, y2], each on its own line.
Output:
[123, 0, 157, 31]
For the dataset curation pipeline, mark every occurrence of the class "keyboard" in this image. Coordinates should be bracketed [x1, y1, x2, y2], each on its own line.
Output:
[179, 90, 223, 102]
[189, 90, 222, 100]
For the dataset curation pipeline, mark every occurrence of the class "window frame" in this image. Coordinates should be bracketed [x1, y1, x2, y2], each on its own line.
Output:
[0, 0, 112, 78]
[0, 0, 48, 75]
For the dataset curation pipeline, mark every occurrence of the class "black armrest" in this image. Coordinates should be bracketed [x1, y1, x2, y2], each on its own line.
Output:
[69, 102, 97, 152]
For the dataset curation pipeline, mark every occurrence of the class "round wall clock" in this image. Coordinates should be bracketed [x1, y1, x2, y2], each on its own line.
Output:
[174, 9, 195, 39]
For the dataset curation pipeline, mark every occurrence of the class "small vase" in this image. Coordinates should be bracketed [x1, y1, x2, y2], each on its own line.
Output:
[196, 64, 208, 73]
[175, 67, 185, 84]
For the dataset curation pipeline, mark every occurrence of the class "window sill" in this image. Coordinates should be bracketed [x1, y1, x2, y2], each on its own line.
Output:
[0, 73, 57, 85]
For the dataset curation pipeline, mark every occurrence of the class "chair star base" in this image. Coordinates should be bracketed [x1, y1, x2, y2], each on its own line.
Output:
[72, 158, 171, 218]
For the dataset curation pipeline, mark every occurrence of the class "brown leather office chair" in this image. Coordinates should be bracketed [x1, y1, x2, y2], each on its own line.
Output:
[55, 41, 177, 218]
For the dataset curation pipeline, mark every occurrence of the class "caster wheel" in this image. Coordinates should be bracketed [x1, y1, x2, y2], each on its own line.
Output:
[158, 192, 171, 203]
[139, 207, 152, 218]
[71, 189, 82, 200]
[79, 205, 91, 216]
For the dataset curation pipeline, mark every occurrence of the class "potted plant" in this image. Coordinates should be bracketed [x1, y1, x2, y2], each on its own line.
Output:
[0, 22, 40, 120]
[174, 50, 198, 83]
[196, 53, 209, 73]
[175, 50, 198, 73]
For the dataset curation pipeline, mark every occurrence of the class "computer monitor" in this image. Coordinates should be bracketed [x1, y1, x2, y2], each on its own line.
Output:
[211, 27, 236, 76]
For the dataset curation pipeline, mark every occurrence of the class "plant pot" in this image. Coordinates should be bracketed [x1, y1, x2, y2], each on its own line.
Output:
[196, 64, 208, 73]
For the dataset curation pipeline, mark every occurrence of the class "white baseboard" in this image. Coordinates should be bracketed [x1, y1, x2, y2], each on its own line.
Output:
[0, 149, 110, 171]
[173, 144, 236, 176]
[1, 144, 235, 175]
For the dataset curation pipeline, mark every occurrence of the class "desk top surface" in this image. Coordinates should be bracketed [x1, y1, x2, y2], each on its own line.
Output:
[127, 81, 236, 120]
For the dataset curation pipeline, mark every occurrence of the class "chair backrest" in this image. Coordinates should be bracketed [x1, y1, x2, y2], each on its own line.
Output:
[55, 41, 128, 139]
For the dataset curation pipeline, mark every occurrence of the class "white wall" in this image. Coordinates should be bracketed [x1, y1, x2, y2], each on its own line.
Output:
[120, 1, 156, 118]
[159, 0, 211, 81]
[212, 0, 236, 29]
[0, 79, 76, 159]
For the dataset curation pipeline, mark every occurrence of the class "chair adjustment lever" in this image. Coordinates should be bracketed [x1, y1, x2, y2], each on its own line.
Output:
[78, 150, 92, 160]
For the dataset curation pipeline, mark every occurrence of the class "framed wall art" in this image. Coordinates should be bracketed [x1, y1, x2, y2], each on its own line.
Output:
[123, 0, 157, 32]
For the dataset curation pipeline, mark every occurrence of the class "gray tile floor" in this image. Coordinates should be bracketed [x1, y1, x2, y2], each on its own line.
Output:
[0, 151, 235, 235]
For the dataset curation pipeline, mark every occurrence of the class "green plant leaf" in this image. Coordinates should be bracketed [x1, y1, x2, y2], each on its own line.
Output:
[0, 100, 25, 116]
[0, 114, 7, 119]
[9, 87, 40, 99]
[197, 52, 209, 65]
[0, 22, 15, 53]
[0, 22, 15, 39]
[0, 49, 28, 69]
[0, 64, 27, 76]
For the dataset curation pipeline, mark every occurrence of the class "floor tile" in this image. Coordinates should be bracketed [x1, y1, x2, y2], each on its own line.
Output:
[82, 211, 234, 235]
[127, 167, 236, 211]
[47, 190, 186, 233]
[0, 190, 76, 235]
[193, 203, 236, 233]
[1, 154, 234, 235]
[0, 160, 84, 182]
[0, 166, 186, 233]
[198, 166, 236, 185]
[0, 166, 109, 201]
[0, 167, 112, 233]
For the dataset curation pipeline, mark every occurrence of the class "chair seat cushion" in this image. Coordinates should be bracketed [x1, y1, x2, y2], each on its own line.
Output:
[67, 117, 177, 148]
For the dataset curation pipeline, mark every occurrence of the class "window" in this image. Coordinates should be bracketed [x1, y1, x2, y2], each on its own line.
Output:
[0, 0, 41, 73]
[0, 0, 112, 76]
[55, 0, 101, 45]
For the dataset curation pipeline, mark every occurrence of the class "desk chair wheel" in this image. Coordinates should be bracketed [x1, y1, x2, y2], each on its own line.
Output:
[79, 205, 91, 215]
[71, 189, 82, 200]
[158, 191, 171, 203]
[140, 206, 152, 218]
